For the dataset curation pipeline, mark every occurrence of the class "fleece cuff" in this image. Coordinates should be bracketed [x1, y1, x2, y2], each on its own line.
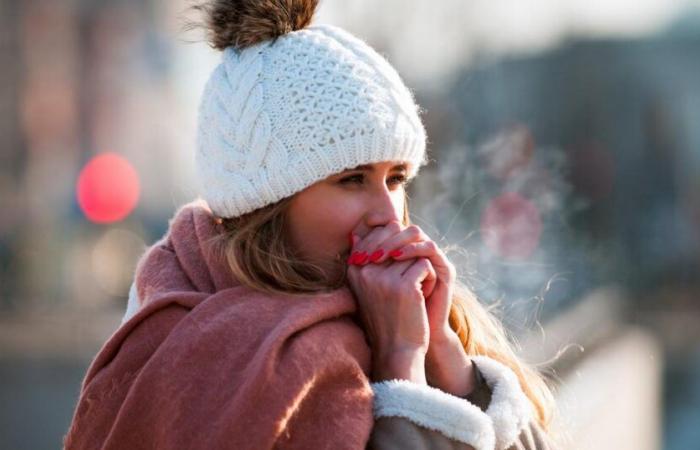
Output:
[371, 379, 495, 450]
[471, 356, 533, 449]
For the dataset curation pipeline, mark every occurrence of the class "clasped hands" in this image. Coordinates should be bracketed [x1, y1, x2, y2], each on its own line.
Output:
[345, 221, 476, 398]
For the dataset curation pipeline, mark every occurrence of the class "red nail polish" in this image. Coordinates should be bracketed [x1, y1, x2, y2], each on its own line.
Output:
[389, 249, 403, 258]
[369, 249, 384, 263]
[348, 251, 367, 265]
[355, 252, 369, 265]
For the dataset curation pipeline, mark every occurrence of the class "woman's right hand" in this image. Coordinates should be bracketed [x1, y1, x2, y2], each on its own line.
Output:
[345, 221, 436, 384]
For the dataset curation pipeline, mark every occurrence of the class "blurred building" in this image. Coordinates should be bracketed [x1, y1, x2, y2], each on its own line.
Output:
[411, 16, 700, 450]
[413, 16, 700, 316]
[0, 0, 208, 315]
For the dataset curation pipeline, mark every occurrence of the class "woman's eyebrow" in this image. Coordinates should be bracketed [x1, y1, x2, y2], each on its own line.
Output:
[345, 164, 408, 172]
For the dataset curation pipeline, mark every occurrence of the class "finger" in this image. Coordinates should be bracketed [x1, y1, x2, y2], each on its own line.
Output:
[421, 259, 437, 299]
[380, 257, 415, 277]
[396, 257, 437, 298]
[348, 252, 412, 277]
[349, 221, 403, 266]
[351, 256, 435, 300]
[401, 258, 435, 296]
[353, 221, 402, 257]
[387, 240, 455, 282]
[372, 224, 430, 264]
[348, 258, 412, 296]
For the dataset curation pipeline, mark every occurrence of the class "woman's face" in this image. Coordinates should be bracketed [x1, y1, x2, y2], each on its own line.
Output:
[286, 160, 411, 282]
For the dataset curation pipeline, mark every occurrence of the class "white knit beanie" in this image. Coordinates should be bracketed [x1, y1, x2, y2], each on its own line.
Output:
[194, 0, 429, 219]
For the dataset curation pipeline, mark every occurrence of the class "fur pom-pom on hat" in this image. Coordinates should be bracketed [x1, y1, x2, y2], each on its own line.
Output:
[192, 0, 319, 50]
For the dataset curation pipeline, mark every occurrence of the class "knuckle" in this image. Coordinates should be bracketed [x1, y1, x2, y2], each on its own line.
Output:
[361, 230, 377, 243]
[355, 266, 369, 279]
[406, 225, 421, 237]
[385, 221, 402, 234]
[424, 240, 438, 252]
[413, 257, 429, 269]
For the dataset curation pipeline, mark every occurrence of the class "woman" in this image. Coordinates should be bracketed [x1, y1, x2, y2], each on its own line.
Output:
[65, 1, 560, 449]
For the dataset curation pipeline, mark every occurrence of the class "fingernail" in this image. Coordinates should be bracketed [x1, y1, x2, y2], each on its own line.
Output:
[369, 249, 384, 263]
[389, 249, 403, 258]
[348, 251, 367, 265]
[355, 251, 369, 265]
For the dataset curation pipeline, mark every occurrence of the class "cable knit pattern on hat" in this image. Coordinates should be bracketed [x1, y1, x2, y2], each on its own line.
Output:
[196, 23, 428, 218]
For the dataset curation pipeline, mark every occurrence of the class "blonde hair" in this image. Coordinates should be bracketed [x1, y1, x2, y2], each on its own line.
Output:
[206, 192, 557, 431]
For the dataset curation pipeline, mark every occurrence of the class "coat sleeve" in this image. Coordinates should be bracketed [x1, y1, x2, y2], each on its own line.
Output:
[366, 356, 558, 450]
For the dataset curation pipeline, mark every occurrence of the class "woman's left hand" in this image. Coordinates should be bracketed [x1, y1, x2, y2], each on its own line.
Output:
[350, 224, 476, 397]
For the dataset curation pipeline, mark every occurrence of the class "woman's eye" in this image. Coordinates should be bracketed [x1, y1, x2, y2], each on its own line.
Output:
[389, 175, 408, 186]
[340, 174, 364, 184]
[339, 174, 408, 186]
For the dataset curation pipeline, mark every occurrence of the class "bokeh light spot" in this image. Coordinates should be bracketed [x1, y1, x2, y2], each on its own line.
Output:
[480, 192, 543, 260]
[77, 152, 140, 223]
[92, 228, 146, 298]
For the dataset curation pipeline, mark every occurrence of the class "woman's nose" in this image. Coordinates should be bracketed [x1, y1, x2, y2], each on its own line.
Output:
[364, 188, 403, 229]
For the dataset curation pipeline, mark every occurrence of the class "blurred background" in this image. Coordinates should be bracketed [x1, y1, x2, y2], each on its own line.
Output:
[1, 0, 699, 448]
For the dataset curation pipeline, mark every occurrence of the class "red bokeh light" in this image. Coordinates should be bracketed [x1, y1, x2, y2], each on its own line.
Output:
[480, 192, 542, 260]
[76, 152, 140, 223]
